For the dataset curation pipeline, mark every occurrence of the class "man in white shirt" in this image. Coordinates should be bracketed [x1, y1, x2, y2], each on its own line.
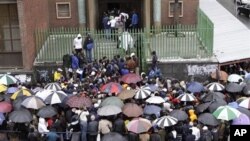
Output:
[190, 122, 200, 141]
[73, 34, 83, 54]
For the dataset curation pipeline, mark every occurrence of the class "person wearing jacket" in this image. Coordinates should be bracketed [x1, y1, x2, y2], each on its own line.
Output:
[87, 115, 99, 141]
[188, 109, 197, 122]
[38, 117, 49, 136]
[83, 33, 94, 63]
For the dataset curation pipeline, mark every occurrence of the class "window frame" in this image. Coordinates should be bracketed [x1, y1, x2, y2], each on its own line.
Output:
[56, 2, 71, 19]
[169, 1, 184, 18]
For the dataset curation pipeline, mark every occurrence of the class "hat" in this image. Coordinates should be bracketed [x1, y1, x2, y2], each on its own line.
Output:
[91, 71, 96, 76]
[90, 115, 95, 121]
[130, 52, 135, 57]
[202, 126, 208, 130]
[68, 68, 73, 72]
[57, 68, 63, 72]
[77, 34, 82, 38]
[162, 88, 167, 92]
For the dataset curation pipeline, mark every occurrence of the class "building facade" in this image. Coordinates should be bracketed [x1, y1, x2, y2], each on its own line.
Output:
[0, 0, 198, 70]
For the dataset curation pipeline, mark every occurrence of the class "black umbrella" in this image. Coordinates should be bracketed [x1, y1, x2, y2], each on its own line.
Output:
[243, 84, 250, 95]
[225, 83, 243, 93]
[9, 109, 32, 123]
[198, 113, 219, 126]
[202, 92, 225, 102]
[12, 96, 27, 110]
[169, 109, 188, 121]
[37, 105, 57, 118]
[196, 102, 211, 113]
[102, 132, 127, 141]
[208, 99, 227, 113]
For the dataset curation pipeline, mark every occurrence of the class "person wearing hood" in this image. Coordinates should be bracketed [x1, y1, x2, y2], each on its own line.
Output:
[73, 34, 83, 54]
[188, 109, 197, 122]
[38, 117, 49, 138]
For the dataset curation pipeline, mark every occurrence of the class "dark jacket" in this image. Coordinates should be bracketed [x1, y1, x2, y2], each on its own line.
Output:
[150, 133, 161, 141]
[127, 132, 139, 141]
[185, 134, 195, 141]
[200, 130, 213, 141]
[28, 132, 39, 141]
[87, 120, 99, 135]
[63, 54, 71, 68]
[113, 118, 126, 134]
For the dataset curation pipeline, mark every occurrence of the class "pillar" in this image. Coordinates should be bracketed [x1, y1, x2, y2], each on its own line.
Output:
[87, 0, 96, 29]
[153, 0, 161, 27]
[144, 0, 151, 29]
[77, 0, 86, 28]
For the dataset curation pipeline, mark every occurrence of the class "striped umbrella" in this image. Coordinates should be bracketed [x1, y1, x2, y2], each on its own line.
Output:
[126, 118, 152, 134]
[121, 73, 141, 84]
[35, 89, 53, 101]
[212, 105, 241, 121]
[122, 103, 143, 117]
[11, 88, 33, 100]
[44, 82, 62, 91]
[66, 95, 93, 108]
[134, 87, 151, 99]
[146, 96, 165, 104]
[100, 82, 123, 94]
[44, 91, 67, 105]
[155, 116, 178, 128]
[118, 90, 136, 100]
[0, 84, 7, 93]
[100, 96, 124, 108]
[239, 98, 250, 109]
[97, 105, 121, 116]
[21, 96, 45, 110]
[0, 74, 17, 85]
[176, 93, 196, 102]
[206, 82, 225, 91]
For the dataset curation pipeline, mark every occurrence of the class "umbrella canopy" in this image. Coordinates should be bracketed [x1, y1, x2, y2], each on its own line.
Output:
[208, 99, 227, 113]
[37, 105, 57, 118]
[102, 132, 127, 141]
[176, 93, 196, 102]
[12, 96, 27, 110]
[66, 95, 92, 108]
[143, 105, 162, 116]
[238, 98, 250, 109]
[237, 107, 250, 118]
[169, 110, 188, 121]
[9, 109, 32, 123]
[212, 105, 241, 121]
[228, 102, 239, 109]
[6, 87, 19, 94]
[100, 96, 124, 108]
[155, 116, 178, 128]
[145, 84, 159, 92]
[243, 84, 250, 95]
[100, 82, 123, 94]
[196, 102, 211, 113]
[31, 87, 44, 93]
[0, 84, 7, 93]
[146, 96, 165, 104]
[0, 95, 4, 102]
[206, 82, 225, 92]
[122, 103, 143, 117]
[44, 91, 67, 105]
[126, 117, 152, 134]
[11, 88, 33, 100]
[187, 81, 204, 93]
[236, 97, 248, 104]
[35, 89, 53, 100]
[0, 101, 12, 113]
[134, 87, 151, 99]
[232, 113, 250, 125]
[44, 82, 62, 91]
[202, 92, 225, 102]
[210, 70, 228, 81]
[225, 83, 243, 93]
[97, 105, 121, 116]
[0, 113, 5, 125]
[121, 73, 141, 84]
[0, 74, 17, 85]
[118, 90, 136, 100]
[198, 113, 219, 126]
[21, 96, 45, 110]
[228, 74, 244, 83]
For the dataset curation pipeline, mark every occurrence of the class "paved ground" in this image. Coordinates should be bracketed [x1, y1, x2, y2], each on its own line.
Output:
[217, 0, 250, 29]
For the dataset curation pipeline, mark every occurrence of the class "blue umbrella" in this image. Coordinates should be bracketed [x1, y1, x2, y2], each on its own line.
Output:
[143, 105, 161, 117]
[0, 112, 5, 125]
[6, 87, 19, 94]
[145, 84, 159, 92]
[187, 81, 205, 93]
[228, 102, 239, 109]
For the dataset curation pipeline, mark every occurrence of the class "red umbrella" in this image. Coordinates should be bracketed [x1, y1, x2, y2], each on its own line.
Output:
[0, 101, 12, 113]
[66, 95, 92, 108]
[121, 73, 141, 84]
[100, 82, 123, 94]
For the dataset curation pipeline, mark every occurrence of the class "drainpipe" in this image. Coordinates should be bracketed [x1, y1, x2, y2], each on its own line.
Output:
[77, 0, 86, 28]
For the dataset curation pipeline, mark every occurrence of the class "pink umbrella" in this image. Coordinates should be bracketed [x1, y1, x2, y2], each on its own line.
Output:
[121, 73, 141, 84]
[232, 113, 250, 125]
[126, 117, 152, 134]
[66, 95, 92, 108]
[0, 101, 12, 113]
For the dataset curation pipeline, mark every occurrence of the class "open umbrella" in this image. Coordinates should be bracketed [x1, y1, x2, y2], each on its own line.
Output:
[102, 132, 127, 141]
[208, 99, 227, 113]
[196, 102, 211, 113]
[176, 93, 196, 102]
[21, 96, 45, 110]
[9, 109, 32, 123]
[134, 87, 151, 99]
[232, 113, 250, 125]
[236, 97, 248, 104]
[12, 96, 27, 110]
[225, 83, 243, 93]
[6, 87, 19, 94]
[169, 110, 188, 121]
[228, 74, 244, 83]
[243, 84, 250, 95]
[35, 89, 53, 100]
[126, 117, 152, 134]
[146, 96, 165, 104]
[97, 105, 121, 116]
[145, 84, 159, 92]
[0, 74, 17, 85]
[187, 81, 204, 93]
[0, 101, 12, 113]
[44, 82, 62, 91]
[210, 70, 228, 81]
[0, 113, 5, 125]
[121, 73, 141, 84]
[237, 107, 250, 118]
[37, 105, 57, 118]
[122, 103, 143, 117]
[198, 113, 219, 126]
[44, 91, 67, 105]
[100, 96, 124, 108]
[118, 90, 136, 100]
[11, 88, 33, 100]
[155, 116, 178, 128]
[201, 92, 225, 102]
[100, 82, 123, 94]
[143, 105, 162, 116]
[206, 82, 225, 92]
[0, 84, 7, 93]
[66, 95, 92, 108]
[238, 98, 250, 109]
[212, 105, 241, 121]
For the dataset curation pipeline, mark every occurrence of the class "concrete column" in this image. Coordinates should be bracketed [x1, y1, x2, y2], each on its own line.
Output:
[77, 0, 86, 28]
[144, 0, 151, 29]
[87, 0, 96, 29]
[153, 0, 161, 27]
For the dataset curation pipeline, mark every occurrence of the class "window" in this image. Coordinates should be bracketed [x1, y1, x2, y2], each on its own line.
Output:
[169, 0, 183, 17]
[56, 2, 71, 19]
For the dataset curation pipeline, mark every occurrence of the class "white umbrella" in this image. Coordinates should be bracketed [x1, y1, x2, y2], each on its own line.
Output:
[206, 82, 225, 91]
[239, 98, 250, 109]
[21, 96, 45, 110]
[134, 87, 151, 99]
[97, 105, 121, 116]
[44, 91, 67, 105]
[44, 82, 62, 91]
[155, 116, 178, 128]
[0, 74, 17, 85]
[35, 89, 53, 100]
[228, 74, 243, 83]
[146, 96, 165, 104]
[177, 93, 196, 102]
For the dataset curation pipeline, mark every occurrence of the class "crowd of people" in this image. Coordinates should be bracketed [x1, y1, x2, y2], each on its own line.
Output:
[1, 47, 250, 141]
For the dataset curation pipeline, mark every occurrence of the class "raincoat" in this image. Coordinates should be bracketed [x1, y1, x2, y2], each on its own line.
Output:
[188, 109, 197, 122]
[119, 31, 134, 51]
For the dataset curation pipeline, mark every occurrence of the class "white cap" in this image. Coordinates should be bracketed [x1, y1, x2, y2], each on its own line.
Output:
[77, 34, 82, 38]
[57, 68, 63, 72]
[130, 52, 135, 57]
[202, 126, 208, 130]
[91, 71, 96, 76]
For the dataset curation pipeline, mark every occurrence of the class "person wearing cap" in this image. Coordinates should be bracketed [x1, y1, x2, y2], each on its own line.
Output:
[200, 126, 213, 141]
[73, 34, 83, 54]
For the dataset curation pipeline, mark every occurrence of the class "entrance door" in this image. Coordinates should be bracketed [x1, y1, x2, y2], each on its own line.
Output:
[0, 4, 22, 68]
